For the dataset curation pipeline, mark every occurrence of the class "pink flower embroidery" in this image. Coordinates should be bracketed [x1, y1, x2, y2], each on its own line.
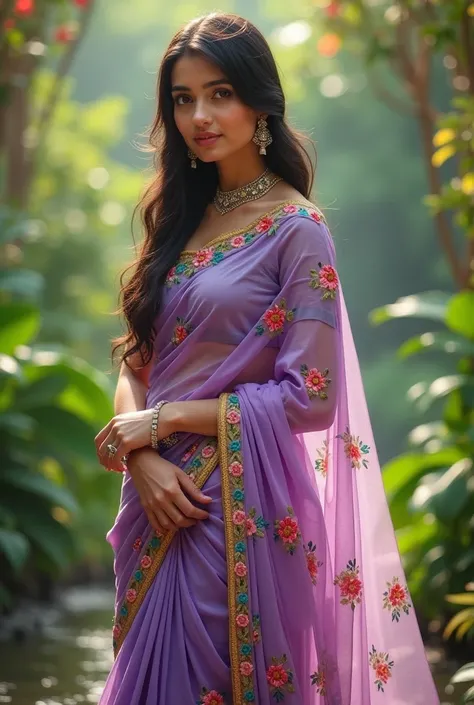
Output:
[201, 444, 216, 459]
[234, 561, 247, 577]
[231, 235, 246, 248]
[192, 248, 213, 268]
[255, 216, 274, 233]
[140, 555, 152, 570]
[310, 263, 339, 300]
[246, 517, 257, 536]
[266, 654, 295, 699]
[310, 667, 326, 695]
[229, 461, 243, 477]
[240, 661, 254, 676]
[369, 646, 394, 692]
[173, 325, 188, 345]
[274, 507, 301, 554]
[236, 613, 249, 628]
[334, 559, 363, 609]
[112, 624, 121, 638]
[233, 510, 246, 525]
[126, 588, 137, 603]
[314, 440, 329, 478]
[263, 304, 286, 333]
[383, 577, 411, 622]
[267, 663, 289, 688]
[132, 537, 142, 552]
[283, 204, 298, 213]
[337, 427, 370, 469]
[166, 266, 177, 282]
[226, 408, 241, 424]
[200, 690, 225, 705]
[300, 364, 331, 400]
[310, 210, 323, 222]
[305, 541, 323, 586]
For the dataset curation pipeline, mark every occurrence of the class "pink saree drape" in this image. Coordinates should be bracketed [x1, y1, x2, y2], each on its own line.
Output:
[99, 201, 439, 705]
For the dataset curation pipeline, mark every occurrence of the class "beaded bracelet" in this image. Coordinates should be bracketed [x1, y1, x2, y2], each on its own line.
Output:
[151, 400, 169, 450]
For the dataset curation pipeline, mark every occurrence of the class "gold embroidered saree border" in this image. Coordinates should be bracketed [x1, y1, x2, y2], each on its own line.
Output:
[112, 444, 219, 658]
[218, 393, 256, 705]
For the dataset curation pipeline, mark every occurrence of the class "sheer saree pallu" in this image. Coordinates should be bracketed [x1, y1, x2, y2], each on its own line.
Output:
[99, 202, 439, 705]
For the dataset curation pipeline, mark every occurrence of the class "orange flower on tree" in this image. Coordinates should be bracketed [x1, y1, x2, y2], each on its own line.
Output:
[14, 0, 34, 15]
[317, 33, 341, 58]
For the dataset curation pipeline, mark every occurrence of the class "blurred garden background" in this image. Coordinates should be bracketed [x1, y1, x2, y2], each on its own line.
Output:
[0, 0, 473, 702]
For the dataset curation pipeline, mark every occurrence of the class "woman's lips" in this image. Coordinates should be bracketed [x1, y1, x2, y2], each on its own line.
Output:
[194, 135, 222, 147]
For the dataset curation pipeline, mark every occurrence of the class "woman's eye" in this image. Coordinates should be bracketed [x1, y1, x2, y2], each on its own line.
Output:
[214, 89, 232, 99]
[175, 95, 191, 105]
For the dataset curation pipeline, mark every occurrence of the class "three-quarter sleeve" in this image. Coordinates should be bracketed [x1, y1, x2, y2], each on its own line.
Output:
[255, 213, 340, 434]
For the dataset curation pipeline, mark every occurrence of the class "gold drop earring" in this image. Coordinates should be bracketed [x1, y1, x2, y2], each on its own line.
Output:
[187, 148, 197, 169]
[252, 116, 273, 155]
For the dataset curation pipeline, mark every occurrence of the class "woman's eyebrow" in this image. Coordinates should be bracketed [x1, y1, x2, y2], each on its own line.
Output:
[171, 79, 232, 92]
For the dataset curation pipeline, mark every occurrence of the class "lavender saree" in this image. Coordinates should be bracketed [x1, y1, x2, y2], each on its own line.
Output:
[99, 201, 439, 705]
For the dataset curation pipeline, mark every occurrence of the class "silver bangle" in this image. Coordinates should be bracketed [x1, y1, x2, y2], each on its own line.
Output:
[151, 400, 169, 450]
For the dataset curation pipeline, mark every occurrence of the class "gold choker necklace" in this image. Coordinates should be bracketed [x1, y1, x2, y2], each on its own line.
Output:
[213, 168, 282, 215]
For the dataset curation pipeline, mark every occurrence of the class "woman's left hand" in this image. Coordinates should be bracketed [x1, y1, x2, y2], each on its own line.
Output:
[95, 409, 156, 472]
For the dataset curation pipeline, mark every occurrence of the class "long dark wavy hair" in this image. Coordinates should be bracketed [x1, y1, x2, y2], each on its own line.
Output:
[114, 12, 315, 367]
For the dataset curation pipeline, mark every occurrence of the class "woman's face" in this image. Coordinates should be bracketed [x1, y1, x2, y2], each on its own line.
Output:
[171, 53, 260, 163]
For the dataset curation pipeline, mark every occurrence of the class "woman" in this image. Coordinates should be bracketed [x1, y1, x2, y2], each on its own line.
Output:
[95, 12, 439, 705]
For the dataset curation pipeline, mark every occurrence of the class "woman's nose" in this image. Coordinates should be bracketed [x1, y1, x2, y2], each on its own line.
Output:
[192, 100, 212, 126]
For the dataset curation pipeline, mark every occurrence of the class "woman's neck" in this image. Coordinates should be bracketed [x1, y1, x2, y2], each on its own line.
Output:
[216, 147, 267, 192]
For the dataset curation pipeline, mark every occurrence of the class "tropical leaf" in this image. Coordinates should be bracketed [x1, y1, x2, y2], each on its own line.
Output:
[0, 528, 30, 573]
[27, 405, 98, 462]
[398, 331, 474, 359]
[0, 468, 78, 513]
[450, 663, 474, 683]
[446, 291, 474, 341]
[370, 291, 451, 326]
[0, 302, 40, 355]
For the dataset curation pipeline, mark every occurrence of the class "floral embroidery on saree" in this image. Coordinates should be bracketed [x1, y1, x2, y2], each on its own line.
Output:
[310, 666, 327, 695]
[171, 317, 193, 346]
[266, 654, 295, 701]
[218, 393, 256, 705]
[246, 507, 269, 539]
[273, 506, 302, 555]
[112, 437, 219, 657]
[382, 577, 411, 622]
[197, 687, 226, 705]
[369, 645, 394, 692]
[336, 426, 370, 469]
[314, 439, 329, 477]
[334, 558, 363, 609]
[309, 263, 339, 300]
[300, 364, 331, 400]
[165, 201, 326, 287]
[304, 541, 323, 585]
[252, 614, 261, 644]
[255, 298, 295, 338]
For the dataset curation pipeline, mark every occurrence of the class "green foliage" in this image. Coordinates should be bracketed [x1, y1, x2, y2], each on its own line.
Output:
[371, 290, 474, 615]
[0, 219, 114, 606]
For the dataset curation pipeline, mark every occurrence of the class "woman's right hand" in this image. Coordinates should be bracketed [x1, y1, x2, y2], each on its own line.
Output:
[126, 448, 213, 534]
